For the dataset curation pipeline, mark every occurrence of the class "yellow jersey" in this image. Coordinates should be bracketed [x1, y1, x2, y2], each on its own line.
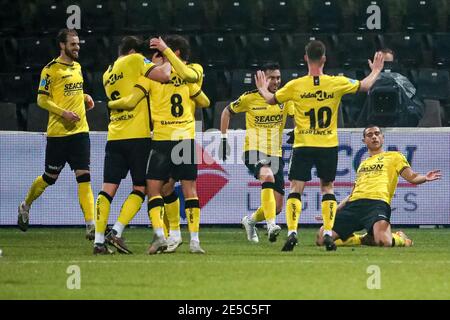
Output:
[103, 53, 156, 141]
[229, 90, 294, 157]
[37, 57, 88, 137]
[274, 75, 360, 148]
[349, 151, 411, 205]
[148, 64, 203, 141]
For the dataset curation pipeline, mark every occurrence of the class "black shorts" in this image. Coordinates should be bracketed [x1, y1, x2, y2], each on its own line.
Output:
[146, 139, 197, 181]
[288, 146, 338, 182]
[244, 151, 285, 196]
[333, 199, 392, 241]
[45, 132, 90, 174]
[103, 138, 151, 186]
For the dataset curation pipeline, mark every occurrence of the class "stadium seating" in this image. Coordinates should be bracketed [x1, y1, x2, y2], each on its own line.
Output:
[404, 0, 438, 32]
[34, 0, 68, 35]
[0, 103, 19, 131]
[80, 0, 114, 33]
[309, 0, 343, 33]
[86, 101, 109, 131]
[418, 99, 443, 127]
[124, 0, 162, 33]
[18, 37, 56, 71]
[26, 103, 48, 132]
[380, 33, 426, 68]
[336, 33, 379, 68]
[1, 0, 450, 130]
[244, 33, 285, 68]
[78, 35, 111, 71]
[170, 0, 208, 32]
[261, 0, 298, 32]
[214, 0, 254, 32]
[199, 34, 242, 68]
[432, 33, 450, 67]
[230, 69, 255, 99]
[0, 73, 33, 104]
[0, 37, 19, 72]
[416, 68, 450, 101]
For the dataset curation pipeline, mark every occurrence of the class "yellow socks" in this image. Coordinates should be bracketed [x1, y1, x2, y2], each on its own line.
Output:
[164, 192, 180, 236]
[117, 190, 145, 226]
[261, 182, 276, 224]
[148, 196, 165, 237]
[185, 198, 200, 241]
[251, 207, 265, 223]
[286, 193, 302, 234]
[392, 232, 406, 247]
[25, 174, 56, 206]
[335, 233, 362, 246]
[77, 174, 94, 223]
[322, 194, 337, 234]
[95, 191, 112, 241]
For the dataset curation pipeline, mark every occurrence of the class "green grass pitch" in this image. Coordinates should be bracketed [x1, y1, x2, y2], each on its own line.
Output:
[1, 227, 450, 300]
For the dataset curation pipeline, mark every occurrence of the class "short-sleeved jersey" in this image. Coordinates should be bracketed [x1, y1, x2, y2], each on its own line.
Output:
[103, 53, 156, 141]
[275, 75, 360, 148]
[229, 90, 294, 157]
[148, 64, 203, 141]
[349, 151, 411, 205]
[37, 57, 88, 137]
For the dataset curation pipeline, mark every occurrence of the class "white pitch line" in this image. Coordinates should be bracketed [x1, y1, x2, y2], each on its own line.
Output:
[2, 259, 450, 265]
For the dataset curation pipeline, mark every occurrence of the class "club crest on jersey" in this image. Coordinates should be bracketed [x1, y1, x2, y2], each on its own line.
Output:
[170, 75, 186, 87]
[279, 103, 284, 110]
[41, 74, 51, 90]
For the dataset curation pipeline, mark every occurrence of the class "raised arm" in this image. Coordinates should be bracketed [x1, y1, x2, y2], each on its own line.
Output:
[359, 51, 385, 92]
[401, 168, 442, 185]
[150, 37, 200, 83]
[255, 70, 278, 105]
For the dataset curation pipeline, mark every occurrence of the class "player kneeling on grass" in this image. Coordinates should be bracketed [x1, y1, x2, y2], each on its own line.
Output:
[316, 125, 441, 248]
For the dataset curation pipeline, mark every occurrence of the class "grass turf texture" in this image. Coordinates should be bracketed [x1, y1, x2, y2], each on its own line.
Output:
[1, 227, 450, 300]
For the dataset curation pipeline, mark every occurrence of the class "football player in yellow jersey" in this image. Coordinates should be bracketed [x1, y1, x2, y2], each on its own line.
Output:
[150, 36, 206, 253]
[316, 125, 441, 248]
[110, 35, 210, 254]
[220, 62, 294, 244]
[93, 36, 171, 255]
[255, 40, 385, 252]
[18, 29, 96, 240]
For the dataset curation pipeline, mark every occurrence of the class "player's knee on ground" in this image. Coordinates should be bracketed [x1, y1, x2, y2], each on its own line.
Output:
[316, 227, 324, 246]
[374, 234, 392, 247]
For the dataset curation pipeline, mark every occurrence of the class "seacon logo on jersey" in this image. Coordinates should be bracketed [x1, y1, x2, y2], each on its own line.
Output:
[64, 82, 83, 96]
[254, 114, 284, 126]
[358, 163, 384, 173]
[300, 90, 334, 101]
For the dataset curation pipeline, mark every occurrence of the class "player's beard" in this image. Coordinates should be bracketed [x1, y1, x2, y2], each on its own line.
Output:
[65, 47, 79, 61]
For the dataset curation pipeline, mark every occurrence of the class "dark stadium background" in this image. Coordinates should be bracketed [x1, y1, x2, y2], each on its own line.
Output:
[1, 0, 450, 131]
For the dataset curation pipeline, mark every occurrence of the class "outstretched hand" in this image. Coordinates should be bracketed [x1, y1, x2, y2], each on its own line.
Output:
[254, 70, 270, 92]
[425, 170, 442, 182]
[368, 51, 385, 72]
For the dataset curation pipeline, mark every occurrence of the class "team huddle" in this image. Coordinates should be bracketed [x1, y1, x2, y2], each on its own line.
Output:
[17, 29, 441, 255]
